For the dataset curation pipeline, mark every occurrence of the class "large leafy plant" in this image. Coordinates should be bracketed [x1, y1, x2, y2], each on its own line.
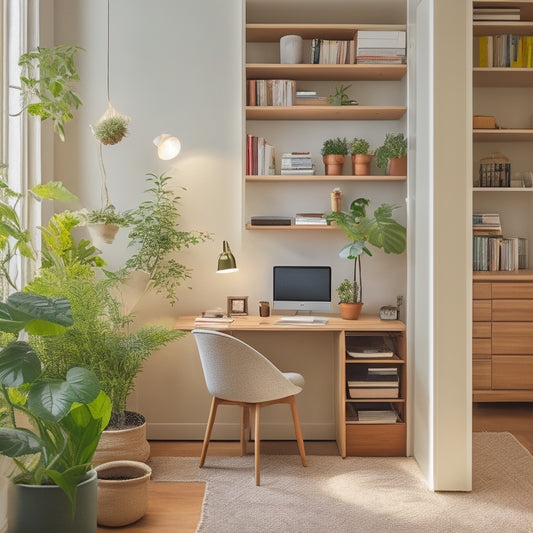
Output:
[0, 292, 111, 510]
[325, 198, 406, 302]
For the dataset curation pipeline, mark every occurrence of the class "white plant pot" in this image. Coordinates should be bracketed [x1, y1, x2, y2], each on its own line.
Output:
[280, 35, 303, 64]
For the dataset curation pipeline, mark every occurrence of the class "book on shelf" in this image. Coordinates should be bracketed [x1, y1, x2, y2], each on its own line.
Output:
[246, 135, 276, 176]
[472, 235, 528, 271]
[346, 402, 399, 423]
[247, 79, 296, 106]
[295, 96, 329, 106]
[250, 216, 292, 226]
[280, 168, 316, 175]
[473, 8, 520, 21]
[346, 348, 395, 358]
[356, 56, 405, 64]
[477, 154, 511, 188]
[310, 38, 356, 64]
[348, 387, 399, 399]
[294, 213, 327, 225]
[476, 34, 533, 68]
[296, 91, 317, 98]
[472, 213, 501, 226]
[356, 30, 406, 50]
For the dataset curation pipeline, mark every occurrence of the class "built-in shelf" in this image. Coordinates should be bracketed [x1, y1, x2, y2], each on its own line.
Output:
[473, 128, 533, 142]
[245, 224, 338, 230]
[473, 67, 533, 87]
[473, 20, 533, 36]
[246, 63, 407, 81]
[473, 187, 533, 192]
[245, 174, 406, 182]
[246, 23, 406, 42]
[246, 105, 407, 121]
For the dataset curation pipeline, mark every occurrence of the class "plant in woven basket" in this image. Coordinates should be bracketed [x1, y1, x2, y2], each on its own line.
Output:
[93, 115, 129, 145]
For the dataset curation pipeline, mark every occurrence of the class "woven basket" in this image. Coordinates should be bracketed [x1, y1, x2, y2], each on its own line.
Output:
[95, 460, 152, 527]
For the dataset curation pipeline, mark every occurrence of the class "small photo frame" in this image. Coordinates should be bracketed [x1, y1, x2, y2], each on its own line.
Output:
[227, 296, 248, 316]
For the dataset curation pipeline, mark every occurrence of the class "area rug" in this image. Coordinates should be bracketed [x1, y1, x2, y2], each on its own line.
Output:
[149, 432, 533, 533]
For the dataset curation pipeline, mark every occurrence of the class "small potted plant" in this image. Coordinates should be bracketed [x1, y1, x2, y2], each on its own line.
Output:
[336, 278, 363, 320]
[349, 137, 374, 176]
[84, 204, 133, 244]
[327, 84, 358, 106]
[321, 137, 348, 175]
[374, 132, 407, 176]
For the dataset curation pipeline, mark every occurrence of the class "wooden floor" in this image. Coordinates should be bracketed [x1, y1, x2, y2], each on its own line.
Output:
[97, 403, 533, 532]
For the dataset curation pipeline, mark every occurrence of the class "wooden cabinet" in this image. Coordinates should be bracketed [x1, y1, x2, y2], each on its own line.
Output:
[245, 22, 407, 230]
[343, 330, 406, 456]
[473, 272, 533, 401]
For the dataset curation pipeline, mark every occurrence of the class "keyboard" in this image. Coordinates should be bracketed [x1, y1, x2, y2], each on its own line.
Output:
[275, 316, 329, 326]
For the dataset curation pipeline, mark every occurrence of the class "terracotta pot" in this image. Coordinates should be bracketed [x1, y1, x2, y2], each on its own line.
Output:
[339, 302, 364, 320]
[93, 412, 151, 466]
[95, 460, 152, 527]
[351, 154, 373, 176]
[322, 154, 346, 176]
[387, 156, 407, 176]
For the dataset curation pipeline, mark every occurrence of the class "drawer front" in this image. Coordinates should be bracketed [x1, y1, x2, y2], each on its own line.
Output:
[492, 323, 533, 354]
[473, 282, 491, 300]
[473, 300, 491, 322]
[493, 356, 533, 389]
[473, 338, 491, 356]
[492, 282, 533, 299]
[473, 322, 491, 338]
[492, 300, 533, 321]
[346, 423, 406, 456]
[473, 360, 491, 390]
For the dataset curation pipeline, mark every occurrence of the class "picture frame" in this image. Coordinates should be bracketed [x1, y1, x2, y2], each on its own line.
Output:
[227, 296, 248, 316]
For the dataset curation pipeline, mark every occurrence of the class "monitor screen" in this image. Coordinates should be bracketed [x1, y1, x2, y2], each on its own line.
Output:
[273, 266, 331, 313]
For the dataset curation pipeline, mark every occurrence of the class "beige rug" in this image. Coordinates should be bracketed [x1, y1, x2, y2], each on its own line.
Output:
[149, 433, 533, 532]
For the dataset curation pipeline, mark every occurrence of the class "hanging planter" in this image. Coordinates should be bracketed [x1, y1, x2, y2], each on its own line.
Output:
[88, 222, 120, 244]
[93, 103, 129, 145]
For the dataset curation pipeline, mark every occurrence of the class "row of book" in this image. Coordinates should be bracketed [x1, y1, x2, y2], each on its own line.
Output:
[246, 135, 276, 176]
[473, 235, 528, 271]
[281, 152, 315, 175]
[310, 38, 356, 64]
[476, 34, 533, 68]
[476, 161, 511, 188]
[246, 79, 296, 107]
[347, 366, 399, 399]
[357, 30, 406, 65]
[345, 402, 400, 424]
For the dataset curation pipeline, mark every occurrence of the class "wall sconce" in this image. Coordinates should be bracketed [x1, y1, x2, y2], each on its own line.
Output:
[216, 241, 238, 273]
[153, 134, 181, 160]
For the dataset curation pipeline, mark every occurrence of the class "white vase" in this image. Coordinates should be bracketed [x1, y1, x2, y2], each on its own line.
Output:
[280, 35, 303, 64]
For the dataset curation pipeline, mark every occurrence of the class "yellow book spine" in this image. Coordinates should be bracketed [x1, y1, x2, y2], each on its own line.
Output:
[478, 36, 489, 67]
[528, 36, 533, 68]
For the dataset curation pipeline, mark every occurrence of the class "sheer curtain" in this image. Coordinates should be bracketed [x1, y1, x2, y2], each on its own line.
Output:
[2, 0, 40, 295]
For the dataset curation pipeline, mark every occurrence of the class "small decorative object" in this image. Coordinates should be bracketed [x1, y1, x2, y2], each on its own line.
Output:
[280, 35, 303, 64]
[321, 137, 348, 175]
[379, 305, 399, 320]
[259, 301, 270, 317]
[349, 137, 374, 176]
[331, 188, 342, 212]
[336, 278, 363, 320]
[478, 152, 511, 188]
[327, 84, 358, 106]
[375, 132, 407, 176]
[227, 296, 248, 316]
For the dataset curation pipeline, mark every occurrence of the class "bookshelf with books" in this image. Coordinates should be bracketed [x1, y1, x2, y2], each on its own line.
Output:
[472, 1, 533, 402]
[245, 22, 407, 230]
[343, 331, 406, 456]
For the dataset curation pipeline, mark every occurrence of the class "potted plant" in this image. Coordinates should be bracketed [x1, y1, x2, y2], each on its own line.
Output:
[336, 278, 363, 320]
[321, 137, 348, 175]
[327, 84, 358, 106]
[374, 132, 407, 176]
[325, 198, 407, 316]
[349, 137, 374, 176]
[0, 292, 112, 533]
[78, 204, 133, 244]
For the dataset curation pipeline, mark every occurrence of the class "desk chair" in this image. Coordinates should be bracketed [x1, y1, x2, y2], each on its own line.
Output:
[192, 328, 307, 485]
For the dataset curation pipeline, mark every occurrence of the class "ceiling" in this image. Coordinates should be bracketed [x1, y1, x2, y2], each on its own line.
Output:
[246, 0, 407, 24]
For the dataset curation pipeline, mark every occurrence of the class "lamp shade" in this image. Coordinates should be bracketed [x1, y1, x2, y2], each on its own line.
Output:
[153, 134, 181, 160]
[217, 241, 238, 273]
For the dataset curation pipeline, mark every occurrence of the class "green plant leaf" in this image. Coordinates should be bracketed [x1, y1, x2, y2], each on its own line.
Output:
[0, 341, 41, 386]
[30, 181, 78, 202]
[6, 292, 73, 329]
[64, 367, 101, 404]
[27, 380, 72, 421]
[0, 427, 43, 457]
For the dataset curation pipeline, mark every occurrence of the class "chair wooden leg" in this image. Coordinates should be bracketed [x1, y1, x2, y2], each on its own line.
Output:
[289, 396, 307, 467]
[254, 404, 261, 486]
[240, 405, 250, 456]
[200, 396, 219, 468]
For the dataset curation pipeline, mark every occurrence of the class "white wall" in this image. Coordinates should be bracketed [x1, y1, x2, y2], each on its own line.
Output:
[408, 0, 472, 491]
[51, 0, 409, 442]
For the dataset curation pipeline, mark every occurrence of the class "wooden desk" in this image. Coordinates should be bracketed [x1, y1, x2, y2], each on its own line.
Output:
[175, 315, 407, 457]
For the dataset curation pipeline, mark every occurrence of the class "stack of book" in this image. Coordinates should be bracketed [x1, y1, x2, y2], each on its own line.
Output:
[346, 402, 399, 424]
[281, 152, 315, 175]
[476, 34, 533, 68]
[294, 213, 327, 226]
[310, 38, 356, 64]
[476, 153, 511, 188]
[347, 367, 399, 399]
[346, 346, 395, 359]
[246, 135, 276, 175]
[473, 7, 520, 21]
[356, 30, 406, 64]
[295, 91, 328, 106]
[247, 79, 296, 106]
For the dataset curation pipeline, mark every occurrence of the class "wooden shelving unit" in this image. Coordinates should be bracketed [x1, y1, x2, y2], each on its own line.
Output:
[245, 174, 406, 182]
[246, 105, 407, 121]
[473, 67, 533, 86]
[473, 128, 533, 142]
[245, 224, 338, 230]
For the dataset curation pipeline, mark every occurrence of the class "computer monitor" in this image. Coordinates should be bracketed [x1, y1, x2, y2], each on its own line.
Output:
[272, 266, 331, 313]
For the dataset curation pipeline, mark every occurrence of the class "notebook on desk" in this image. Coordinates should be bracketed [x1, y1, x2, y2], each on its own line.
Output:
[275, 316, 329, 325]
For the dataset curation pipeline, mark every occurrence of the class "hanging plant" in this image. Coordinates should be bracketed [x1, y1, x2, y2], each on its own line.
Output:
[93, 113, 129, 146]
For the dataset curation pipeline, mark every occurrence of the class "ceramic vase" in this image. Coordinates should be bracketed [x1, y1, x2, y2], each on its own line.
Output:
[280, 35, 303, 64]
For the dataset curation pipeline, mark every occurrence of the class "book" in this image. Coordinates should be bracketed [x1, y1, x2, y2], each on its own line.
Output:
[356, 31, 406, 50]
[295, 213, 327, 225]
[348, 387, 399, 399]
[473, 8, 520, 21]
[195, 316, 234, 323]
[280, 168, 316, 175]
[347, 348, 395, 358]
[250, 216, 292, 226]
